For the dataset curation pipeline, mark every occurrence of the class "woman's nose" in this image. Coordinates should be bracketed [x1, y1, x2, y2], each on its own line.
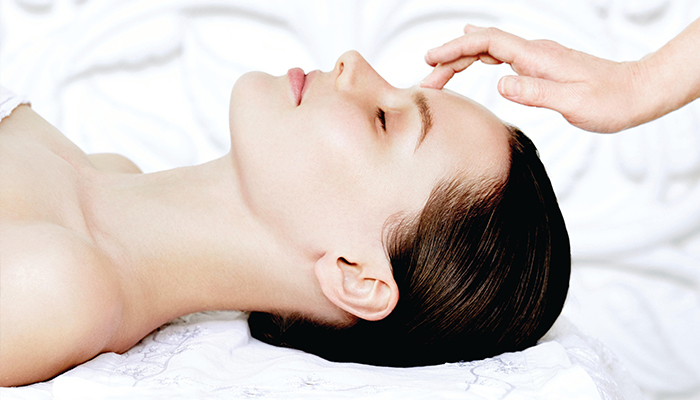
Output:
[334, 50, 380, 92]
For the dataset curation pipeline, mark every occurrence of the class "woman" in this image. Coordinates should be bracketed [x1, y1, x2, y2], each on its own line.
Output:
[0, 50, 569, 386]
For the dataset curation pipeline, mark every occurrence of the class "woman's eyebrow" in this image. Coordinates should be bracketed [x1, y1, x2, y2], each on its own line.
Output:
[413, 92, 434, 151]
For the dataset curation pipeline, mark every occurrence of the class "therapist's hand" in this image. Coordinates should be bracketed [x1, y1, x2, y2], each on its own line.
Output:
[422, 25, 647, 133]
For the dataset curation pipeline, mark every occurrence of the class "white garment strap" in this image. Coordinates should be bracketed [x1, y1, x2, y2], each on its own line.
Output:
[0, 86, 30, 121]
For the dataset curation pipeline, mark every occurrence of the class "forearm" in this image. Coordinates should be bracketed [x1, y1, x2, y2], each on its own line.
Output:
[634, 18, 700, 127]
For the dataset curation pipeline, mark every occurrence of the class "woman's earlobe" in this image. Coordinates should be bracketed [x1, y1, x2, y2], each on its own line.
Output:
[314, 252, 399, 321]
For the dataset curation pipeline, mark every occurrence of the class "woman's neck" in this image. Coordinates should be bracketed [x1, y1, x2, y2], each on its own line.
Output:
[82, 154, 328, 328]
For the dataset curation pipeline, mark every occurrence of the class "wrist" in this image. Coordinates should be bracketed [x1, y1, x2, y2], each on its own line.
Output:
[623, 57, 667, 130]
[628, 39, 700, 130]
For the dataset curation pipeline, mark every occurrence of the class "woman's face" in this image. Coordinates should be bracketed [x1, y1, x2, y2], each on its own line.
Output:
[228, 51, 510, 257]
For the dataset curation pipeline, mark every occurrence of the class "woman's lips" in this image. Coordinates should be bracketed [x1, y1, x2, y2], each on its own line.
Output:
[287, 67, 306, 106]
[300, 70, 316, 102]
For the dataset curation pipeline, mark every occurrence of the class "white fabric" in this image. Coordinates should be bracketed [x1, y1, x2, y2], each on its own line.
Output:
[0, 86, 29, 120]
[1, 313, 616, 400]
[1, 0, 698, 399]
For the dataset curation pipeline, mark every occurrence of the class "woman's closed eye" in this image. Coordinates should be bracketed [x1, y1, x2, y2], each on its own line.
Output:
[376, 108, 387, 132]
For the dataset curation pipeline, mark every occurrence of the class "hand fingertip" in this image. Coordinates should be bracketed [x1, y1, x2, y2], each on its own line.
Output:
[420, 75, 434, 88]
[421, 82, 442, 89]
[426, 46, 440, 56]
[463, 23, 483, 33]
[499, 76, 520, 98]
[420, 73, 441, 89]
[424, 74, 449, 90]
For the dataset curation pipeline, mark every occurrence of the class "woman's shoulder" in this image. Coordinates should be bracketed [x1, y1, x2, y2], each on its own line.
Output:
[0, 220, 124, 386]
[88, 153, 142, 173]
[0, 221, 123, 309]
[1, 104, 141, 174]
[0, 104, 93, 167]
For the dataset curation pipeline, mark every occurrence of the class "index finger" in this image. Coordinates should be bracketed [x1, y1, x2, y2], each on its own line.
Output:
[424, 27, 529, 67]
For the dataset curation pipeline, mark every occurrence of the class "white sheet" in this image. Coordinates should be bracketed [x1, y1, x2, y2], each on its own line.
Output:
[1, 313, 626, 400]
[1, 0, 698, 399]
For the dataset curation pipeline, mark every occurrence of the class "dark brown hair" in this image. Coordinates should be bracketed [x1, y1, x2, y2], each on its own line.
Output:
[248, 127, 571, 366]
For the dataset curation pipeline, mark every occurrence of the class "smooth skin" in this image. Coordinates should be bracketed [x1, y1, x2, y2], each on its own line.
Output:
[0, 51, 510, 386]
[422, 18, 700, 133]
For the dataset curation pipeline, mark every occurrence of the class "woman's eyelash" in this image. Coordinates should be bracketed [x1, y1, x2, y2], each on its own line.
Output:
[376, 108, 387, 131]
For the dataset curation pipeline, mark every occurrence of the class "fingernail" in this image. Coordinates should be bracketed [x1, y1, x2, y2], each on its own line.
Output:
[501, 77, 520, 97]
[426, 47, 438, 54]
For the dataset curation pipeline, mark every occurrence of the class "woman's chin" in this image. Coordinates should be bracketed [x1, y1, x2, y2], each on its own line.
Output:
[230, 71, 276, 130]
[230, 71, 272, 102]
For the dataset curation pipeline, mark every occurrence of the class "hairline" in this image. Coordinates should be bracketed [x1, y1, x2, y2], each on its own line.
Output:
[382, 122, 516, 266]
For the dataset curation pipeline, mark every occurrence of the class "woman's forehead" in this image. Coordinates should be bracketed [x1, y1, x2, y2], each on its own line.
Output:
[418, 88, 511, 181]
[433, 88, 498, 117]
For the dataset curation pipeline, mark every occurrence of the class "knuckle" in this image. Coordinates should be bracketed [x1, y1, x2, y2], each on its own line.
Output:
[484, 26, 502, 40]
[532, 39, 561, 54]
[560, 84, 587, 115]
[525, 81, 549, 105]
[483, 27, 502, 50]
[536, 39, 555, 48]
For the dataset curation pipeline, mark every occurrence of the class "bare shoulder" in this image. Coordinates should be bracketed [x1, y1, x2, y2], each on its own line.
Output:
[0, 221, 123, 386]
[0, 105, 140, 174]
[88, 153, 142, 174]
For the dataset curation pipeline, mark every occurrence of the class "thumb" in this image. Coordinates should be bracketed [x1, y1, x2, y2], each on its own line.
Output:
[498, 75, 567, 110]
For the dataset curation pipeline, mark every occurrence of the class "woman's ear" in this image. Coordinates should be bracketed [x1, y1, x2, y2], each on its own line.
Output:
[314, 252, 399, 321]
